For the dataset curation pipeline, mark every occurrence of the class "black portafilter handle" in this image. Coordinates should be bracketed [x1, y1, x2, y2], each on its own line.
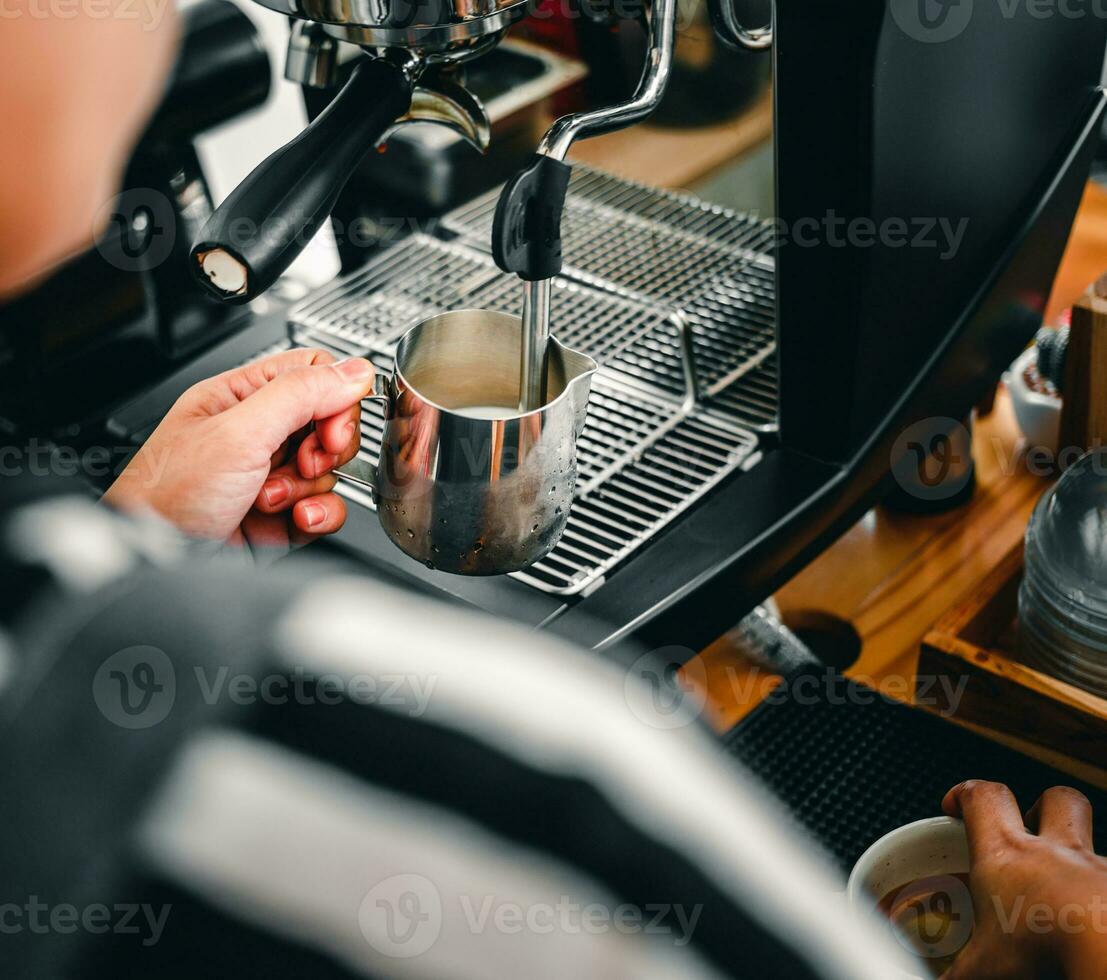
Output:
[491, 154, 573, 281]
[190, 57, 413, 303]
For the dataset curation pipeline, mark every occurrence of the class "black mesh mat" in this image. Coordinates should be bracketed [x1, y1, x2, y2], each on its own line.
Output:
[724, 671, 1107, 874]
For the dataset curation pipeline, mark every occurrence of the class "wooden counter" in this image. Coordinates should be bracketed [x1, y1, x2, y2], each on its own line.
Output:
[686, 181, 1107, 789]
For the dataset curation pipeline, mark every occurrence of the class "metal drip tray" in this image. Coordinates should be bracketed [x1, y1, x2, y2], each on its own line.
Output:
[517, 397, 758, 594]
[443, 165, 778, 428]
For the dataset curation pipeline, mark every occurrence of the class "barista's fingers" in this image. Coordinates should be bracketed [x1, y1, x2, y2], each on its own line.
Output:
[938, 939, 991, 980]
[270, 425, 307, 468]
[942, 781, 1027, 861]
[1026, 787, 1094, 851]
[255, 464, 338, 514]
[240, 509, 292, 555]
[296, 427, 359, 479]
[316, 401, 363, 457]
[189, 348, 338, 415]
[224, 357, 375, 458]
[292, 492, 347, 537]
[297, 429, 338, 479]
[340, 419, 362, 465]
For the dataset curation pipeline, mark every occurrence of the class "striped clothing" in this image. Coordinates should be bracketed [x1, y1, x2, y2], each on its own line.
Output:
[0, 480, 911, 979]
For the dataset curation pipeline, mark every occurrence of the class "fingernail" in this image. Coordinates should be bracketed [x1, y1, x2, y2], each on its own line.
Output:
[301, 501, 326, 528]
[343, 420, 357, 439]
[313, 450, 339, 476]
[335, 358, 373, 382]
[262, 477, 291, 507]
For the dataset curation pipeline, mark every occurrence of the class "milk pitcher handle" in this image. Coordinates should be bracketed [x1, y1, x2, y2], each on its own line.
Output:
[335, 373, 392, 494]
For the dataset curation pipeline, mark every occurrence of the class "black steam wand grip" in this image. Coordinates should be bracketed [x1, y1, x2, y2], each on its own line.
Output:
[191, 57, 414, 303]
[491, 154, 572, 282]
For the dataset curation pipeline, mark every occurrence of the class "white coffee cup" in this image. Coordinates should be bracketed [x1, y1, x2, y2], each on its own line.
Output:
[847, 817, 974, 978]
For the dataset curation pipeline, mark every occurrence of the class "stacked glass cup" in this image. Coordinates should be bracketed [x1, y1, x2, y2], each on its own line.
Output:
[1020, 449, 1107, 698]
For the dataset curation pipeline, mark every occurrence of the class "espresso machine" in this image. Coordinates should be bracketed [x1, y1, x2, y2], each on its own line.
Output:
[102, 0, 1107, 657]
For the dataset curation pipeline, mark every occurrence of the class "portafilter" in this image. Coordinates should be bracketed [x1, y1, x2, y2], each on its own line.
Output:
[188, 0, 532, 303]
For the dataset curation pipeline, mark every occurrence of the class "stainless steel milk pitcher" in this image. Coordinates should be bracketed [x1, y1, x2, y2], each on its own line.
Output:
[337, 309, 597, 575]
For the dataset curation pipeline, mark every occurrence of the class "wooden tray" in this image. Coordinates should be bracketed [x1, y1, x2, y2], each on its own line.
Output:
[917, 542, 1107, 771]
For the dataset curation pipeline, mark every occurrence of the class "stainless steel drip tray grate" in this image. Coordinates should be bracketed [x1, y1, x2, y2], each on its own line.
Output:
[286, 234, 759, 597]
[336, 376, 756, 597]
[443, 165, 778, 427]
[291, 235, 679, 370]
[515, 400, 757, 595]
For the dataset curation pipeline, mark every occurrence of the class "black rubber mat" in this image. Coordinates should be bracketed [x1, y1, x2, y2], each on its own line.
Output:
[724, 670, 1107, 874]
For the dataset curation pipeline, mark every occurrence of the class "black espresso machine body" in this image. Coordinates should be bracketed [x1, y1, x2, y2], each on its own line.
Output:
[541, 0, 1107, 653]
[105, 1, 1107, 656]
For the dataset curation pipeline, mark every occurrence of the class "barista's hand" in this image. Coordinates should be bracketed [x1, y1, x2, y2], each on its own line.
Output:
[940, 780, 1107, 980]
[104, 348, 373, 550]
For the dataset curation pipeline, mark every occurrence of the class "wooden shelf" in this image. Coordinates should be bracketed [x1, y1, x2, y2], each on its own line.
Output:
[918, 541, 1107, 773]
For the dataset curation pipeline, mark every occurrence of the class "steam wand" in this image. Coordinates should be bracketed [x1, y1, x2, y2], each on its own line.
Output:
[492, 0, 678, 410]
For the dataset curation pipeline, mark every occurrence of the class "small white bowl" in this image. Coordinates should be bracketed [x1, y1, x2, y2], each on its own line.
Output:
[1004, 345, 1061, 454]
